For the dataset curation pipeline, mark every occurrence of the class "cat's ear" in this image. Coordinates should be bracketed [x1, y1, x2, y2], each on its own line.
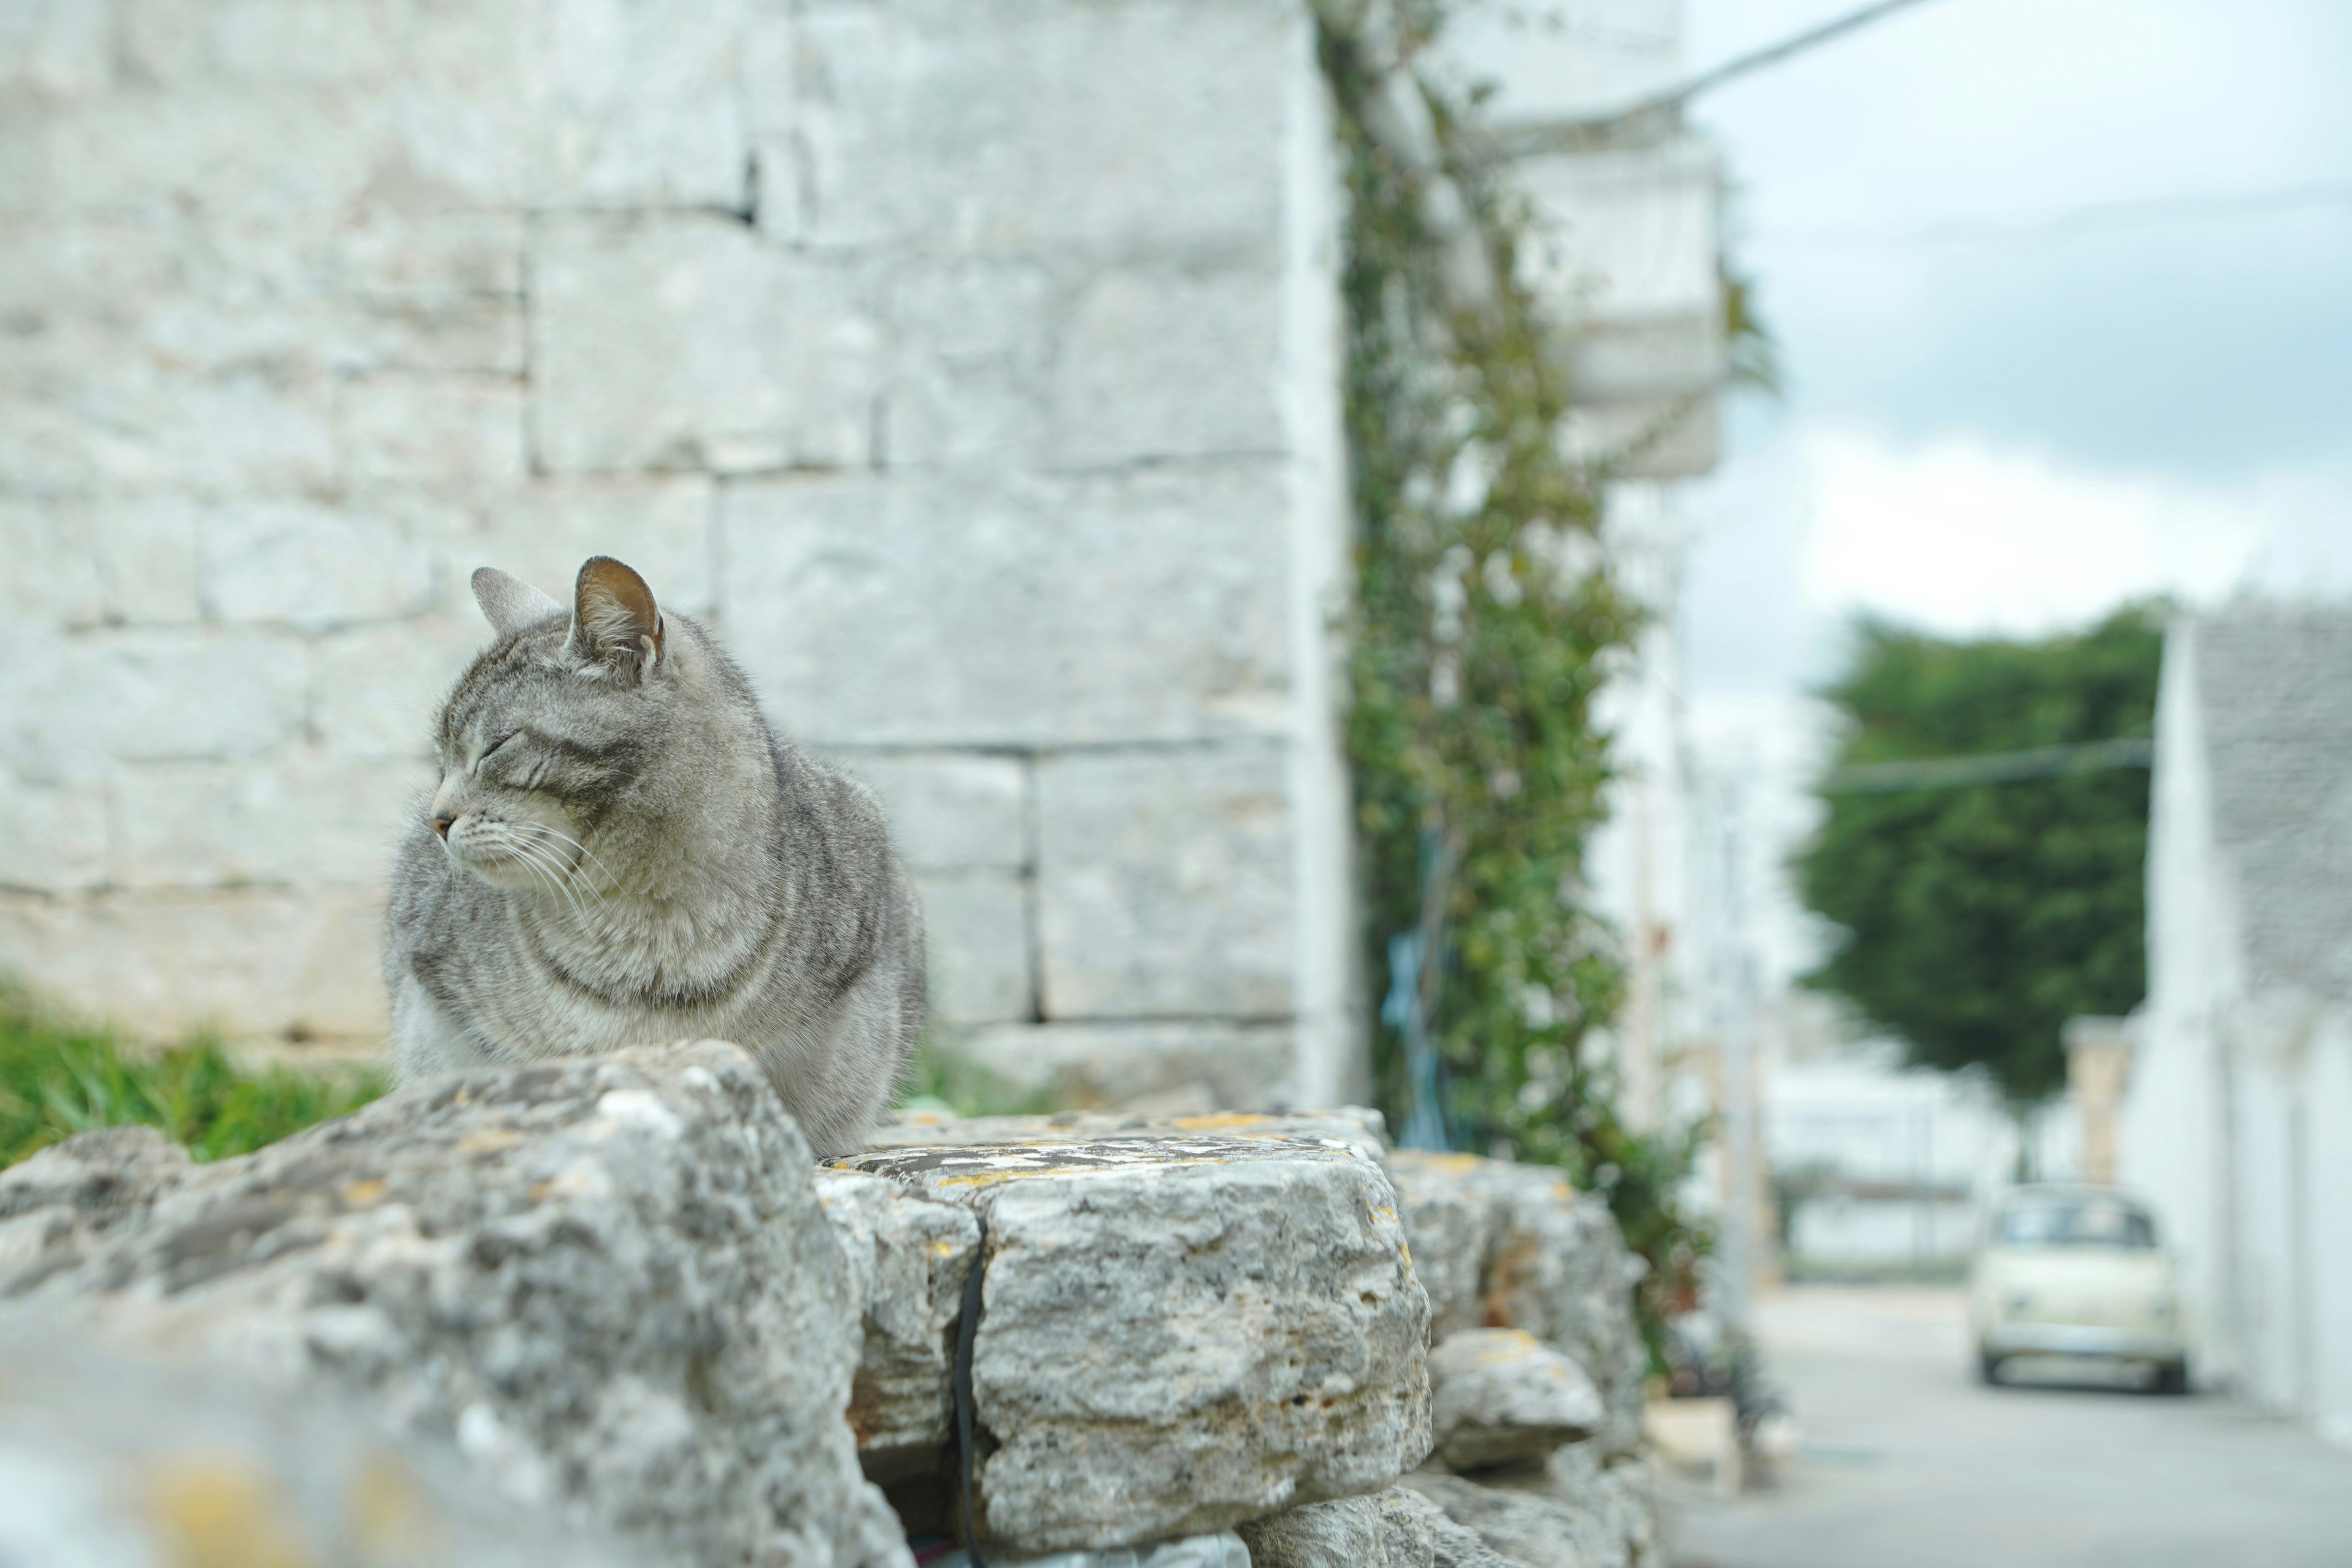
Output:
[470, 567, 563, 636]
[567, 556, 665, 680]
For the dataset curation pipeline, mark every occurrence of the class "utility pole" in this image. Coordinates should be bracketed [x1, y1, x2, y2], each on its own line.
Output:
[1707, 770, 1761, 1334]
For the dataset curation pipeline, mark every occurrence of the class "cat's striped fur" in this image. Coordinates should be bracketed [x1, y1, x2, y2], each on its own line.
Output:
[383, 557, 922, 1155]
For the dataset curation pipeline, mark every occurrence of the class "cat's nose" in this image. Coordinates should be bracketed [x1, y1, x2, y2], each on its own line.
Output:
[430, 812, 457, 840]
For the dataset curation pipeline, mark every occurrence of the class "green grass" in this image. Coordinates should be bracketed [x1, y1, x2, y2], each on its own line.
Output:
[896, 1036, 1052, 1120]
[0, 987, 386, 1171]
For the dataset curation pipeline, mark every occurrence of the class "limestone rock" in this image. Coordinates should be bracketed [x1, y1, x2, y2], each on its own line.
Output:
[835, 1133, 1432, 1551]
[1492, 1447, 1665, 1568]
[0, 1042, 911, 1568]
[0, 1323, 632, 1568]
[862, 1106, 1390, 1166]
[1388, 1153, 1647, 1457]
[1238, 1485, 1517, 1568]
[1429, 1329, 1602, 1471]
[929, 1535, 1251, 1568]
[1401, 1472, 1620, 1568]
[814, 1169, 982, 1482]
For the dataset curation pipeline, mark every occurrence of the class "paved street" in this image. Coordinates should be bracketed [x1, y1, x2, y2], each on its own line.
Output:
[1673, 1287, 2352, 1568]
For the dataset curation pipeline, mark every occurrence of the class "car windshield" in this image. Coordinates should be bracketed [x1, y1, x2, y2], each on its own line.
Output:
[1996, 1196, 2156, 1250]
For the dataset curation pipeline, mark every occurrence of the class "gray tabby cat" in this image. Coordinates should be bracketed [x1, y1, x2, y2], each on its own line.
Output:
[383, 556, 922, 1155]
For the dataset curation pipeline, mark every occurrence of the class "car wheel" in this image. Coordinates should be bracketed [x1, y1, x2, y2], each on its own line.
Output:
[1975, 1347, 2004, 1385]
[2150, 1359, 2190, 1396]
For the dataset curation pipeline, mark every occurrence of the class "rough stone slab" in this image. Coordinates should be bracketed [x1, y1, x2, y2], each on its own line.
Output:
[1050, 266, 1284, 469]
[718, 466, 1292, 748]
[532, 215, 880, 475]
[813, 1169, 982, 1483]
[823, 751, 1030, 873]
[949, 1021, 1300, 1115]
[1429, 1329, 1602, 1471]
[450, 475, 719, 622]
[0, 1322, 633, 1568]
[336, 372, 528, 489]
[1400, 1472, 1618, 1568]
[110, 754, 424, 891]
[0, 887, 388, 1041]
[312, 612, 503, 762]
[765, 0, 1292, 257]
[930, 1536, 1251, 1568]
[8, 627, 309, 779]
[1239, 1484, 1516, 1568]
[1499, 1448, 1664, 1568]
[915, 870, 1036, 1026]
[834, 1134, 1432, 1551]
[863, 1107, 1389, 1169]
[1035, 745, 1294, 1019]
[877, 257, 1056, 470]
[1387, 1153, 1647, 1457]
[197, 496, 437, 629]
[0, 1043, 911, 1568]
[0, 769, 108, 894]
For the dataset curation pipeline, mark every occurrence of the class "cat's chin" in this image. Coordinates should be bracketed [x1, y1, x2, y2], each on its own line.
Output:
[445, 844, 556, 891]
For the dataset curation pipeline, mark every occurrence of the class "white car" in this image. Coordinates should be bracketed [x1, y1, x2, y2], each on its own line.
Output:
[1969, 1185, 2189, 1393]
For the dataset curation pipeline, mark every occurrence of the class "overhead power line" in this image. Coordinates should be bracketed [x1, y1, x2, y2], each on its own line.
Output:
[1487, 0, 1950, 157]
[1821, 737, 2154, 795]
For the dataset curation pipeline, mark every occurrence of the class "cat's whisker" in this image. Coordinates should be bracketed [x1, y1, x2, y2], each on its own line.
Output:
[505, 832, 598, 930]
[511, 821, 620, 897]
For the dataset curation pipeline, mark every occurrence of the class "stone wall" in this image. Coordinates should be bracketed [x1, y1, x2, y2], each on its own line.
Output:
[0, 1042, 1663, 1567]
[0, 0, 1359, 1105]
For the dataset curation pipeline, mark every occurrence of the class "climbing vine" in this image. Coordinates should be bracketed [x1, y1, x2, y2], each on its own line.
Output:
[1316, 4, 1711, 1350]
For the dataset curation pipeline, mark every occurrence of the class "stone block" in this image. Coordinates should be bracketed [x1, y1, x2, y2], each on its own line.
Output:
[79, 494, 206, 625]
[1387, 1153, 1646, 1459]
[338, 374, 528, 489]
[1400, 1473, 1616, 1568]
[0, 1042, 913, 1568]
[110, 752, 427, 891]
[312, 612, 488, 760]
[812, 1169, 981, 1483]
[0, 887, 388, 1041]
[456, 475, 718, 620]
[531, 215, 880, 475]
[916, 870, 1035, 1027]
[4, 90, 385, 218]
[1428, 1329, 1602, 1472]
[1050, 266, 1284, 470]
[834, 1132, 1431, 1551]
[1238, 1485, 1515, 1568]
[861, 1107, 1390, 1169]
[1035, 745, 1294, 1019]
[822, 751, 1028, 872]
[768, 0, 1292, 258]
[0, 493, 108, 630]
[6, 628, 308, 778]
[0, 0, 111, 100]
[385, 0, 753, 209]
[879, 258, 1055, 470]
[199, 497, 437, 629]
[0, 1323, 634, 1568]
[952, 1021, 1299, 1114]
[0, 767, 107, 893]
[720, 466, 1292, 747]
[334, 207, 526, 298]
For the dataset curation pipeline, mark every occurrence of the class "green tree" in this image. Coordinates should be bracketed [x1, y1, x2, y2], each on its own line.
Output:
[1798, 606, 2165, 1107]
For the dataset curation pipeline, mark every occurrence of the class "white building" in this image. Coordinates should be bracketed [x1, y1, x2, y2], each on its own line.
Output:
[2119, 605, 2352, 1441]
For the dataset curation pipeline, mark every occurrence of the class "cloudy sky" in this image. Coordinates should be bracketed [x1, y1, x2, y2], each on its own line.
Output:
[1680, 0, 2352, 703]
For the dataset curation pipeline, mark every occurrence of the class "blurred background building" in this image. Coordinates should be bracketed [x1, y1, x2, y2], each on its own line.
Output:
[2122, 606, 2352, 1441]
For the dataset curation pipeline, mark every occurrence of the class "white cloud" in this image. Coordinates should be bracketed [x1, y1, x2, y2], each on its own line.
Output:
[1796, 424, 2352, 636]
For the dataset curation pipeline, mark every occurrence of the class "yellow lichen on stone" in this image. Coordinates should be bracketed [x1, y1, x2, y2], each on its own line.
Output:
[143, 1453, 318, 1568]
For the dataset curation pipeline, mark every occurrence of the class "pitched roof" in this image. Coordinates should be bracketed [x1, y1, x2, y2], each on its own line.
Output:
[2191, 604, 2352, 1004]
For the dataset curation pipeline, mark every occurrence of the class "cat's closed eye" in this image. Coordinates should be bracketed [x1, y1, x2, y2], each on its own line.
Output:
[472, 731, 522, 775]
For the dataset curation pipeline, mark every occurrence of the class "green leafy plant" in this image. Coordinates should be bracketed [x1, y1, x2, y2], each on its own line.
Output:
[1317, 11, 1711, 1350]
[0, 986, 384, 1169]
[1799, 606, 2165, 1108]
